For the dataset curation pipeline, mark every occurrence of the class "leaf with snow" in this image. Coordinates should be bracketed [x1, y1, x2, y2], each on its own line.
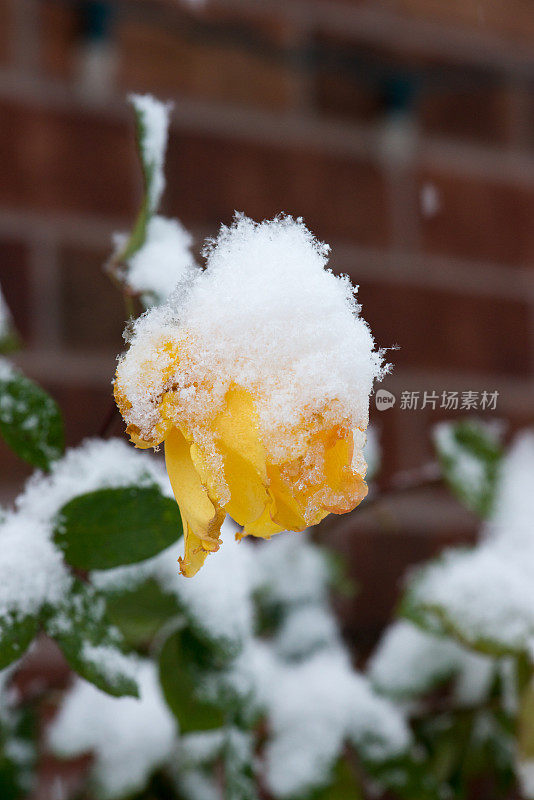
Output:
[104, 577, 181, 648]
[48, 661, 176, 800]
[119, 94, 171, 262]
[159, 628, 226, 733]
[54, 485, 182, 570]
[401, 432, 534, 659]
[45, 580, 139, 698]
[0, 361, 64, 470]
[0, 614, 39, 671]
[221, 729, 259, 800]
[369, 620, 494, 704]
[433, 420, 503, 518]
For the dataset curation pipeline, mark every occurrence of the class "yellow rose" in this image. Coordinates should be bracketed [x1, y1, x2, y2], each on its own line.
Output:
[114, 215, 385, 576]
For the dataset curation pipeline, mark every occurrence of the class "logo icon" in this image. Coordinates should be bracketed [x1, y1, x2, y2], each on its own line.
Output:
[375, 389, 396, 411]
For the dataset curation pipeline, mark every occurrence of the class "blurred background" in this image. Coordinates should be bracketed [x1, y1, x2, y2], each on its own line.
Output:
[1, 0, 534, 655]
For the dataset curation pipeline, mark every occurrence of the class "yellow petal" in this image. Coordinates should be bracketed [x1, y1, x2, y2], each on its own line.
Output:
[178, 517, 211, 578]
[165, 426, 225, 553]
[322, 428, 368, 513]
[240, 502, 285, 540]
[268, 465, 308, 531]
[214, 387, 270, 527]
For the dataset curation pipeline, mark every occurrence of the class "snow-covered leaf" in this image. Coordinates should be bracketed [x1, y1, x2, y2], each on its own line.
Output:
[45, 581, 139, 698]
[0, 614, 38, 671]
[119, 94, 171, 262]
[434, 420, 503, 518]
[48, 661, 175, 799]
[159, 628, 226, 733]
[0, 362, 64, 471]
[104, 577, 181, 648]
[54, 485, 182, 570]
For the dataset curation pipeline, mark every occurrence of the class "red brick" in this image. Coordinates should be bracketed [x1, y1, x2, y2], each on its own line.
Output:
[353, 279, 530, 375]
[0, 99, 138, 219]
[418, 168, 534, 266]
[47, 383, 122, 445]
[418, 73, 511, 145]
[0, 0, 12, 65]
[117, 7, 300, 111]
[377, 0, 534, 48]
[0, 238, 31, 342]
[165, 131, 389, 245]
[58, 243, 127, 352]
[39, 0, 79, 80]
[0, 442, 33, 502]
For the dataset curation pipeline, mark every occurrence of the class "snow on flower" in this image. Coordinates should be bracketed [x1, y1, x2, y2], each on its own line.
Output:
[114, 214, 386, 576]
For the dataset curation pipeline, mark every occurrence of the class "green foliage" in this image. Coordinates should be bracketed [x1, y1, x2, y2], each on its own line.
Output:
[104, 578, 181, 649]
[0, 367, 64, 470]
[0, 707, 37, 800]
[45, 580, 139, 698]
[222, 731, 259, 800]
[312, 758, 363, 800]
[118, 98, 165, 263]
[0, 330, 19, 356]
[400, 559, 527, 660]
[434, 421, 503, 519]
[159, 627, 227, 733]
[410, 709, 516, 800]
[0, 614, 39, 671]
[54, 485, 182, 570]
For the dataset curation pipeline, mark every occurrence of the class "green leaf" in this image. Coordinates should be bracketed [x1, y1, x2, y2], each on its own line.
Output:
[119, 95, 169, 262]
[312, 758, 363, 800]
[159, 628, 226, 733]
[0, 331, 19, 356]
[54, 485, 182, 570]
[0, 365, 64, 470]
[0, 613, 38, 670]
[104, 578, 181, 648]
[433, 420, 503, 518]
[45, 581, 139, 698]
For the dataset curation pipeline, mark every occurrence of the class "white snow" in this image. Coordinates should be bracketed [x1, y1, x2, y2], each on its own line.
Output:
[48, 661, 177, 800]
[0, 514, 70, 621]
[274, 603, 338, 660]
[116, 214, 386, 474]
[125, 216, 199, 307]
[369, 620, 494, 704]
[407, 432, 534, 655]
[251, 531, 331, 605]
[81, 644, 138, 689]
[0, 356, 16, 381]
[129, 94, 171, 214]
[519, 760, 534, 799]
[92, 523, 410, 799]
[93, 518, 255, 647]
[234, 644, 409, 798]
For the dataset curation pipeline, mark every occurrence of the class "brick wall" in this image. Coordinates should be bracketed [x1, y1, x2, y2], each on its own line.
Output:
[2, 0, 534, 644]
